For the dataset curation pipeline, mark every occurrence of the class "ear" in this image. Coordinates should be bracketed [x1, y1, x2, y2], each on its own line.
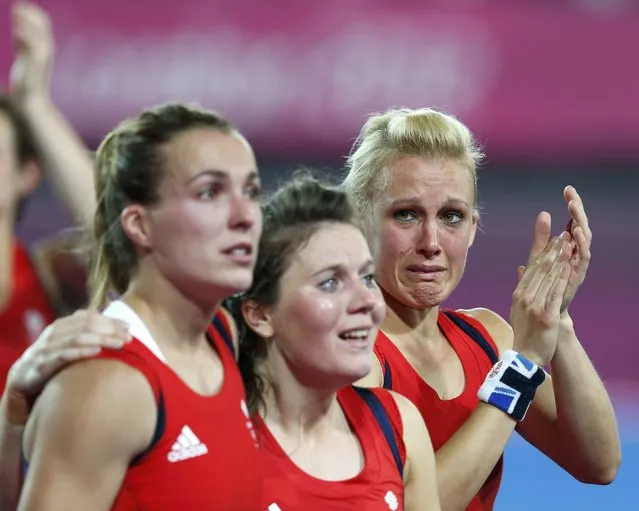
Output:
[16, 160, 42, 198]
[121, 204, 154, 250]
[241, 299, 274, 339]
[468, 209, 479, 247]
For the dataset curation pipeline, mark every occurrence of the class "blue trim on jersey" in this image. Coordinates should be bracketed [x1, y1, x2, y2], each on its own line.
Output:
[130, 392, 166, 466]
[212, 314, 235, 358]
[353, 387, 404, 479]
[382, 359, 393, 390]
[380, 311, 498, 394]
[442, 311, 498, 364]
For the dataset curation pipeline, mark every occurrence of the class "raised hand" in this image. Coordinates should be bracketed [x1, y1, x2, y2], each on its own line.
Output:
[560, 186, 592, 311]
[9, 2, 55, 102]
[522, 186, 592, 313]
[511, 233, 573, 367]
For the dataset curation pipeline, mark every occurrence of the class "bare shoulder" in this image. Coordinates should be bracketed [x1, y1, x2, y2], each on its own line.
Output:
[457, 307, 513, 355]
[218, 306, 239, 359]
[386, 390, 436, 489]
[387, 390, 423, 432]
[25, 358, 157, 461]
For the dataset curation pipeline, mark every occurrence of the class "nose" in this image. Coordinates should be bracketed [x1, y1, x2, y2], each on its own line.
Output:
[229, 192, 258, 231]
[348, 279, 379, 316]
[417, 219, 441, 257]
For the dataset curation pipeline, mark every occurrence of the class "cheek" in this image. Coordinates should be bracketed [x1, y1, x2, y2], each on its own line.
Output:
[376, 224, 410, 264]
[156, 203, 225, 245]
[276, 294, 342, 357]
[443, 229, 472, 266]
[292, 295, 342, 335]
[372, 293, 387, 325]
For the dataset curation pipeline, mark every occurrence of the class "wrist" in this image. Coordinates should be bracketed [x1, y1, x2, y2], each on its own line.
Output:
[559, 312, 575, 330]
[0, 385, 31, 426]
[478, 349, 546, 421]
[514, 348, 545, 368]
[16, 92, 53, 116]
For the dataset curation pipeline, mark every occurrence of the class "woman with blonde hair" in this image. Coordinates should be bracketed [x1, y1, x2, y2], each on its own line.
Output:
[345, 107, 621, 510]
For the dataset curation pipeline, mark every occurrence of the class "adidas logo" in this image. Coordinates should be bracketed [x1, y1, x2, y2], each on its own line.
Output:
[167, 425, 208, 463]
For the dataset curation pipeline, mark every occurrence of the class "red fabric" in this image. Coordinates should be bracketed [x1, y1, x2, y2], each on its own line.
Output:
[256, 385, 406, 511]
[374, 309, 503, 511]
[97, 310, 262, 511]
[0, 241, 55, 395]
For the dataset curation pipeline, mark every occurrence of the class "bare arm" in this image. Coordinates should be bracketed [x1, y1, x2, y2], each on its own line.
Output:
[0, 311, 131, 511]
[393, 392, 441, 511]
[0, 392, 27, 511]
[434, 402, 515, 511]
[0, 213, 13, 312]
[516, 315, 621, 484]
[422, 237, 571, 511]
[11, 3, 95, 225]
[515, 192, 620, 483]
[18, 357, 153, 511]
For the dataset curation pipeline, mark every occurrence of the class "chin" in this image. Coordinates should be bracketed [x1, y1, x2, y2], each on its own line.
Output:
[404, 283, 453, 309]
[343, 360, 374, 385]
[213, 271, 254, 296]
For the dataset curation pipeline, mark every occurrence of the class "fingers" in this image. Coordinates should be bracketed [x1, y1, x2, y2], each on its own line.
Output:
[572, 225, 592, 267]
[11, 2, 51, 46]
[517, 234, 563, 294]
[516, 231, 573, 309]
[546, 260, 572, 314]
[36, 345, 104, 382]
[534, 237, 572, 311]
[517, 265, 526, 283]
[527, 211, 552, 265]
[565, 186, 592, 242]
[40, 310, 131, 351]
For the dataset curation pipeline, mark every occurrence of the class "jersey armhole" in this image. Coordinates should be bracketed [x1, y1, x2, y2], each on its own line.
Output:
[373, 340, 393, 390]
[94, 349, 166, 466]
[443, 309, 499, 364]
[211, 310, 236, 359]
[353, 386, 406, 478]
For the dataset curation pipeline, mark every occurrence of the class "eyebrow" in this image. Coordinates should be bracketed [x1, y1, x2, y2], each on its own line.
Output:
[386, 196, 470, 208]
[311, 259, 375, 277]
[187, 169, 260, 185]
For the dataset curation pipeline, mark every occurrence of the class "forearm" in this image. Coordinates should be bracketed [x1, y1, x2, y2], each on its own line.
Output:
[18, 95, 95, 224]
[435, 404, 515, 511]
[0, 391, 28, 511]
[0, 215, 14, 312]
[549, 315, 621, 483]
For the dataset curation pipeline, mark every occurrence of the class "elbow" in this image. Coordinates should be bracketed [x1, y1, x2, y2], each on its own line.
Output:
[574, 456, 621, 486]
[591, 460, 621, 486]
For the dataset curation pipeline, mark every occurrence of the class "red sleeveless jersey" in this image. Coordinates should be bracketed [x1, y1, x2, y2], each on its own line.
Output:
[373, 309, 502, 511]
[257, 386, 406, 511]
[99, 301, 262, 510]
[0, 241, 55, 394]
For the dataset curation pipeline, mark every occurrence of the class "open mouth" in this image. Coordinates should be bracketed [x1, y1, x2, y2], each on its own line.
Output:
[223, 243, 254, 264]
[339, 328, 373, 348]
